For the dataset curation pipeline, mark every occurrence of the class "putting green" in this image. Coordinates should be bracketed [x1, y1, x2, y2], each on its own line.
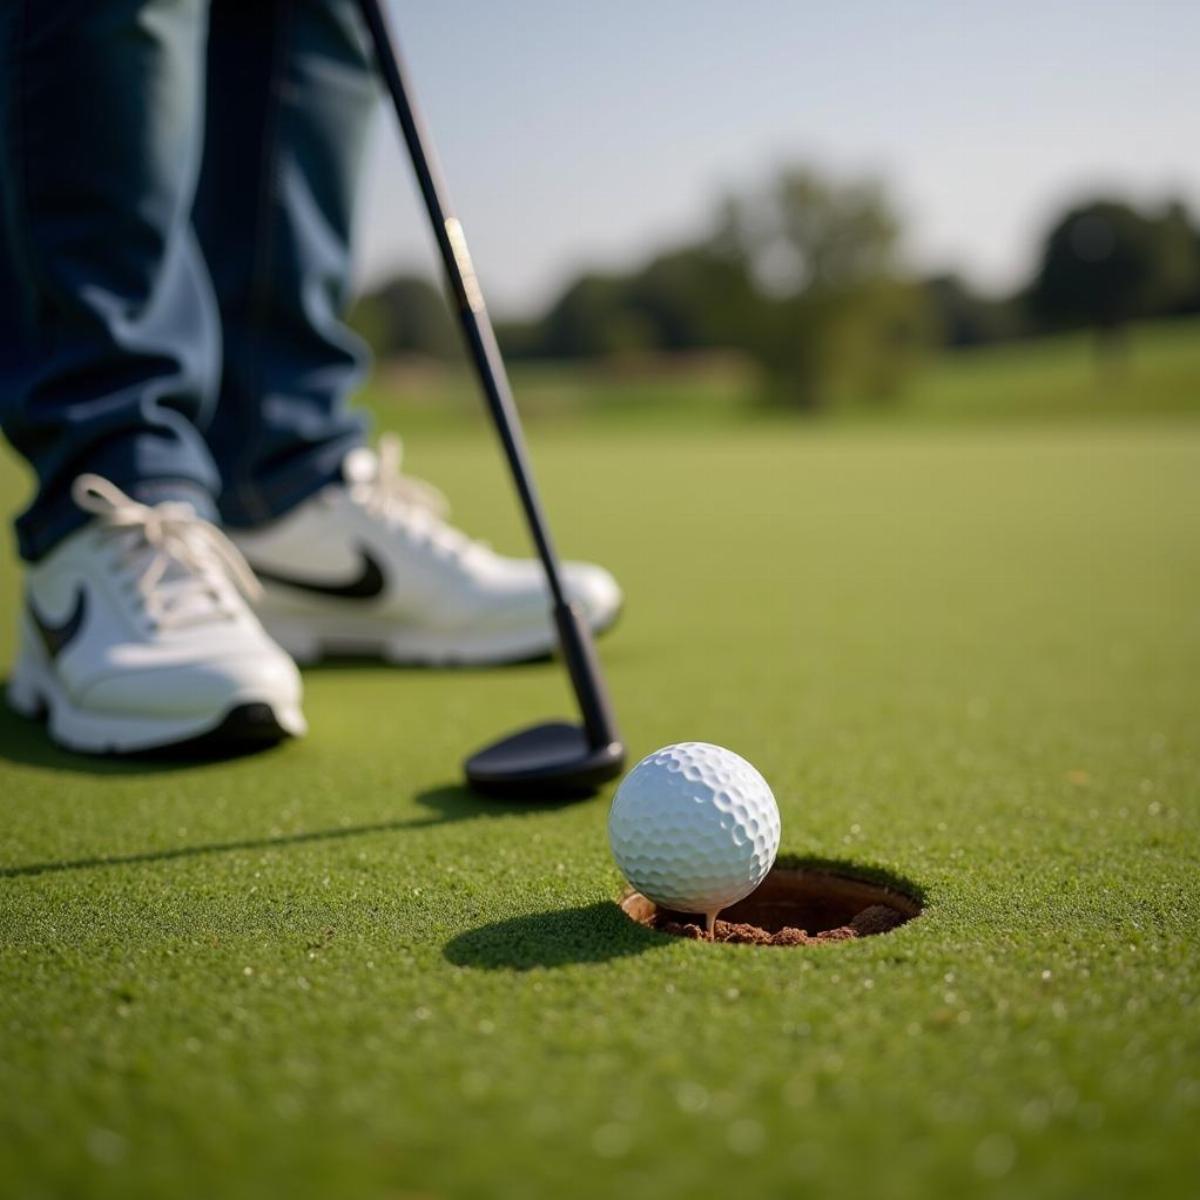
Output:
[1, 415, 1197, 1199]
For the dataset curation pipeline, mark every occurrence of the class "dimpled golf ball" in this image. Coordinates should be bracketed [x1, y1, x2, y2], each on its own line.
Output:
[608, 742, 781, 917]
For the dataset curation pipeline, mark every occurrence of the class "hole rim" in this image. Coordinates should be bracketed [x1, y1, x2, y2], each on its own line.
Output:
[619, 861, 923, 945]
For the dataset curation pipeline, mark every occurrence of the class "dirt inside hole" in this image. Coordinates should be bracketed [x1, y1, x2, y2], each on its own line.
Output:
[620, 866, 921, 946]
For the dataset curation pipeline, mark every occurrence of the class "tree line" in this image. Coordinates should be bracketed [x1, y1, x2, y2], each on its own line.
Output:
[352, 167, 1200, 408]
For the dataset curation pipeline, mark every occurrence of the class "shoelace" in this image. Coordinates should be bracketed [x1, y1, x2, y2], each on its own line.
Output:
[72, 475, 261, 629]
[349, 434, 481, 559]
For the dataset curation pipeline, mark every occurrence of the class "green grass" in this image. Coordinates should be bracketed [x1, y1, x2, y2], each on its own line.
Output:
[361, 315, 1200, 433]
[902, 318, 1200, 423]
[1, 362, 1199, 1198]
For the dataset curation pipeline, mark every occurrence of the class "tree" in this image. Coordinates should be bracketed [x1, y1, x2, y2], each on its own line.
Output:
[349, 274, 459, 359]
[623, 244, 761, 353]
[1028, 199, 1200, 351]
[923, 274, 1022, 348]
[720, 168, 928, 406]
[538, 273, 650, 358]
[354, 165, 930, 412]
[1160, 201, 1200, 315]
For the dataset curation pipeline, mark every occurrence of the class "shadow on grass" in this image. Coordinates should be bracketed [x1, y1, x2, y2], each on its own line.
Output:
[442, 857, 930, 973]
[0, 783, 590, 879]
[0, 782, 590, 878]
[0, 694, 288, 776]
[412, 784, 591, 824]
[298, 653, 553, 673]
[443, 901, 661, 970]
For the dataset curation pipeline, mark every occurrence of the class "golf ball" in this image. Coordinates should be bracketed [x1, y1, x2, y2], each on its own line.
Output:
[608, 742, 781, 917]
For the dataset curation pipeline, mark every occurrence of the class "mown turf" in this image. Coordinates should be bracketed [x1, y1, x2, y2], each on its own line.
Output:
[1, 406, 1198, 1198]
[359, 314, 1200, 433]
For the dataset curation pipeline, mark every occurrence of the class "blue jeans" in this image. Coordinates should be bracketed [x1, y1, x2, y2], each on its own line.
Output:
[0, 0, 375, 561]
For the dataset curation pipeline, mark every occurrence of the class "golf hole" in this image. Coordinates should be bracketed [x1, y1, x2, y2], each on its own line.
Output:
[619, 865, 922, 946]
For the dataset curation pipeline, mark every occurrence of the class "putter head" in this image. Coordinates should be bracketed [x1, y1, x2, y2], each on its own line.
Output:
[464, 720, 625, 800]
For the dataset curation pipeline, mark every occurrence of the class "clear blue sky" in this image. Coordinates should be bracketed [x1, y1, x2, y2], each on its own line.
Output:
[359, 0, 1200, 315]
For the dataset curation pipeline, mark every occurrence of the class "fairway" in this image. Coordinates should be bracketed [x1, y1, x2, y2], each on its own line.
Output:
[2, 415, 1198, 1198]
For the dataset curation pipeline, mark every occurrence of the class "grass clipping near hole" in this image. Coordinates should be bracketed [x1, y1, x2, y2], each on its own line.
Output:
[656, 904, 907, 945]
[621, 867, 921, 946]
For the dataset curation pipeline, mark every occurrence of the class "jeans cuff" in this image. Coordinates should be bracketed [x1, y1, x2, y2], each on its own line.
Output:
[129, 479, 220, 523]
[217, 429, 365, 529]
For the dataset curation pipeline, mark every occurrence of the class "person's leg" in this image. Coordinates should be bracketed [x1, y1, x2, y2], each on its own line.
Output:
[0, 0, 305, 753]
[0, 0, 222, 562]
[205, 0, 624, 665]
[195, 0, 373, 528]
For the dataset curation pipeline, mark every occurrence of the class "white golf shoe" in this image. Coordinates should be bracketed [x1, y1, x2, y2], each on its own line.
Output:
[233, 435, 623, 665]
[7, 476, 306, 754]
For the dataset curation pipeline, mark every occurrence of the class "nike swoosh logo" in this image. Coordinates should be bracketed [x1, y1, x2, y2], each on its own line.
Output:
[28, 588, 87, 660]
[249, 548, 386, 600]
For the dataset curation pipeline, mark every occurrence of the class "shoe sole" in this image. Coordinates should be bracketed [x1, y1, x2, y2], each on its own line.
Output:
[263, 604, 622, 667]
[124, 702, 300, 761]
[7, 645, 306, 757]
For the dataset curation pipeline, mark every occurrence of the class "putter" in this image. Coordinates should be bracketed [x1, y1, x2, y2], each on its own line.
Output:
[357, 0, 625, 799]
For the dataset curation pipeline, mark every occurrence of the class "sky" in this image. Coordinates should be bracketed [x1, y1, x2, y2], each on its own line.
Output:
[358, 1, 1200, 316]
